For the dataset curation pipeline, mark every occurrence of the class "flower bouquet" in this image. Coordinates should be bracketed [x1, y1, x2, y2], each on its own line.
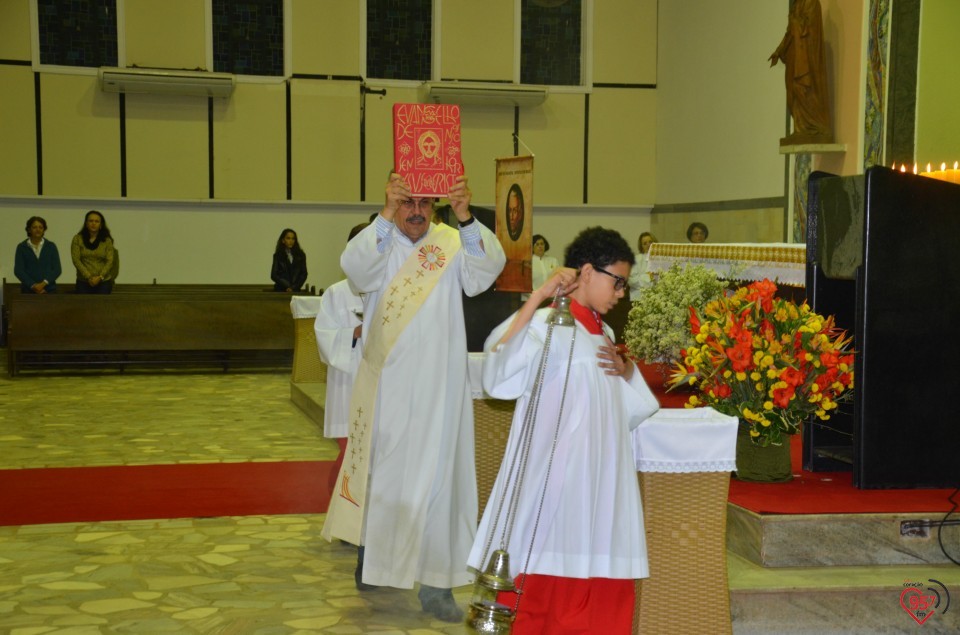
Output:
[668, 279, 854, 448]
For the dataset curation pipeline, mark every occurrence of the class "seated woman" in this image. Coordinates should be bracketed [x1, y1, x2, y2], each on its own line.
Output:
[71, 210, 116, 294]
[271, 228, 308, 292]
[15, 216, 62, 294]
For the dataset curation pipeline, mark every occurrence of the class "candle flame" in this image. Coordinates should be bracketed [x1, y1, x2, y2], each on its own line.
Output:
[900, 164, 907, 172]
[927, 163, 932, 173]
[913, 164, 918, 174]
[942, 162, 947, 172]
[955, 161, 959, 170]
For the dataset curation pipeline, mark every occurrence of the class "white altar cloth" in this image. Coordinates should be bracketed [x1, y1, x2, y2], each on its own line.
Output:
[290, 296, 323, 319]
[632, 407, 739, 473]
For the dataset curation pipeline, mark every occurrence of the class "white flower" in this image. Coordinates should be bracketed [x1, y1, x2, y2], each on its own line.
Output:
[623, 264, 727, 363]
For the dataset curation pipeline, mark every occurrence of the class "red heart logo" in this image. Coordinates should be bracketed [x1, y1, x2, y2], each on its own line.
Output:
[900, 588, 937, 625]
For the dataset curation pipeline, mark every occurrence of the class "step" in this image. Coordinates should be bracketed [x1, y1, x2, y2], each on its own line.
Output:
[727, 503, 960, 567]
[728, 552, 960, 633]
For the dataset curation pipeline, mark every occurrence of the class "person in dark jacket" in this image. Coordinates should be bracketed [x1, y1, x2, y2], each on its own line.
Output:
[14, 216, 62, 293]
[271, 228, 308, 292]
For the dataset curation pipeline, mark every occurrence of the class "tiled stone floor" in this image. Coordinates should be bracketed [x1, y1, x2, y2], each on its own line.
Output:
[0, 368, 472, 633]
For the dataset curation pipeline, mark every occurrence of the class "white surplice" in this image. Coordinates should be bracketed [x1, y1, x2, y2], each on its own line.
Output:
[313, 279, 363, 439]
[340, 219, 506, 589]
[468, 309, 660, 580]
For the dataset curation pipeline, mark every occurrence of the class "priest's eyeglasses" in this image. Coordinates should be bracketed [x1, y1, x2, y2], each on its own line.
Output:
[594, 267, 628, 291]
[400, 198, 436, 211]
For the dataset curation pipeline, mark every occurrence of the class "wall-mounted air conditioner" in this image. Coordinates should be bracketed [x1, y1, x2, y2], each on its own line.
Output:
[419, 81, 548, 107]
[98, 67, 236, 98]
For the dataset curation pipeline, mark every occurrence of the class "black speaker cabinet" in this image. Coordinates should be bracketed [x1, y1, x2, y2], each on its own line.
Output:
[809, 167, 960, 488]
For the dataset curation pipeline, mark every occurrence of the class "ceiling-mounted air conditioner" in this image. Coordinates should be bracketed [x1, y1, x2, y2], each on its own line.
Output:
[420, 81, 548, 107]
[98, 67, 236, 98]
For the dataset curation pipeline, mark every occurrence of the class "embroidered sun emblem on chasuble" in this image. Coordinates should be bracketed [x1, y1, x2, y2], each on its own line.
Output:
[418, 244, 446, 271]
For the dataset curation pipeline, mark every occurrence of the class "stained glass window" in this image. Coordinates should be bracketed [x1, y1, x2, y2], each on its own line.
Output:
[38, 0, 118, 68]
[213, 0, 284, 76]
[367, 0, 432, 81]
[521, 0, 582, 86]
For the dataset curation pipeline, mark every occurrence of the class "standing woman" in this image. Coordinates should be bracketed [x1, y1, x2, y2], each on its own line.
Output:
[14, 216, 62, 293]
[271, 228, 308, 292]
[71, 210, 116, 294]
[530, 234, 559, 292]
[628, 231, 657, 298]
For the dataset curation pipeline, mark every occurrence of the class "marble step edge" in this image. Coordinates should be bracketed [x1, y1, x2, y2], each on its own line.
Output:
[727, 503, 960, 568]
[290, 380, 326, 429]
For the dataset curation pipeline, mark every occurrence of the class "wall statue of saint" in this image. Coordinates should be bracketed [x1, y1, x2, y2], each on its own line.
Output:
[768, 0, 834, 145]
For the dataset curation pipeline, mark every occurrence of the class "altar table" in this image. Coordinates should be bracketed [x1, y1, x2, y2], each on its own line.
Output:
[649, 242, 806, 287]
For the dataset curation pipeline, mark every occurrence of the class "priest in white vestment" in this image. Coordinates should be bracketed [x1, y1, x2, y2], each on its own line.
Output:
[468, 226, 659, 634]
[323, 173, 505, 622]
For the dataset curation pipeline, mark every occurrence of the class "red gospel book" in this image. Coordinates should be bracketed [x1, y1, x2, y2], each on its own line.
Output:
[393, 103, 463, 198]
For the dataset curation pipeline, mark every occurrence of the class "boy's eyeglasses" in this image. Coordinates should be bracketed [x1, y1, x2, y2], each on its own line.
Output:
[594, 267, 627, 291]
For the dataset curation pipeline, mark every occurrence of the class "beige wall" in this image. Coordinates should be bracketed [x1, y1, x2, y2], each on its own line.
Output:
[0, 0, 31, 60]
[441, 0, 514, 81]
[915, 0, 960, 166]
[651, 207, 786, 246]
[0, 0, 829, 286]
[814, 0, 867, 177]
[124, 0, 207, 70]
[0, 66, 36, 196]
[0, 198, 650, 292]
[655, 0, 786, 205]
[291, 0, 361, 77]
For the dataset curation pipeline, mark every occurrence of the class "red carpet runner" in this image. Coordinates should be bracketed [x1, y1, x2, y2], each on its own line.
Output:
[727, 435, 957, 515]
[2, 442, 955, 526]
[0, 461, 335, 527]
[640, 367, 957, 516]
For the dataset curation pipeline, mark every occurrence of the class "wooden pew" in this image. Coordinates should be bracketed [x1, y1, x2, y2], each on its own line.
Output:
[4, 282, 315, 375]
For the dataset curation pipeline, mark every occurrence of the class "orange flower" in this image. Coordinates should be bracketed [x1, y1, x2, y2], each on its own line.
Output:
[779, 366, 804, 387]
[726, 344, 753, 372]
[772, 384, 795, 408]
[688, 305, 701, 334]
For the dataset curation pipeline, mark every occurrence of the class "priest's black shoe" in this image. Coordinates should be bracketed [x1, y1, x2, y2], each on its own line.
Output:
[418, 585, 464, 623]
[355, 546, 379, 592]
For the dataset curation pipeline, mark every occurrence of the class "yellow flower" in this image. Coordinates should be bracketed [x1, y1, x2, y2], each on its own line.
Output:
[736, 371, 747, 381]
[766, 368, 778, 379]
[750, 372, 761, 381]
[723, 370, 732, 379]
[749, 429, 760, 437]
[755, 383, 764, 391]
[763, 401, 774, 410]
[760, 419, 771, 427]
